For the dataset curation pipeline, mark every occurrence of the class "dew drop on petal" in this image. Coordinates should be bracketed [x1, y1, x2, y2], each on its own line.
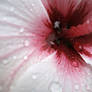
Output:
[3, 17, 8, 21]
[24, 40, 30, 47]
[86, 20, 90, 24]
[20, 28, 24, 33]
[32, 75, 37, 79]
[49, 82, 62, 92]
[32, 3, 35, 7]
[24, 56, 28, 60]
[12, 56, 17, 60]
[78, 45, 82, 50]
[30, 9, 33, 12]
[32, 73, 39, 80]
[3, 60, 9, 65]
[74, 84, 79, 90]
[88, 72, 91, 76]
[10, 7, 15, 12]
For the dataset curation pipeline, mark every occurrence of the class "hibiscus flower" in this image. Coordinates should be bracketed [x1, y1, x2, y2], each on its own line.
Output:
[0, 0, 92, 92]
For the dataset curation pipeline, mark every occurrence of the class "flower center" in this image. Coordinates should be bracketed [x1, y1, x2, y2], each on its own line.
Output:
[46, 20, 72, 50]
[45, 1, 88, 51]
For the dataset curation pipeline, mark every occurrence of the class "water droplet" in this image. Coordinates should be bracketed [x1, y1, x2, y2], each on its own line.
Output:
[88, 73, 91, 76]
[32, 73, 39, 80]
[32, 3, 35, 6]
[24, 40, 30, 46]
[24, 56, 28, 60]
[86, 20, 90, 24]
[13, 56, 17, 60]
[49, 82, 62, 92]
[30, 9, 33, 11]
[78, 45, 82, 49]
[3, 60, 9, 65]
[20, 28, 24, 33]
[10, 7, 15, 12]
[72, 62, 79, 67]
[32, 75, 37, 79]
[3, 17, 8, 21]
[74, 84, 79, 90]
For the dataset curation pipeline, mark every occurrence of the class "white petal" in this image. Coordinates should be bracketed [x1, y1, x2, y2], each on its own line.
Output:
[0, 0, 49, 36]
[0, 0, 50, 92]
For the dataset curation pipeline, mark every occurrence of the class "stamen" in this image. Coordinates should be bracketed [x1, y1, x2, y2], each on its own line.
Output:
[54, 21, 61, 33]
[54, 21, 61, 29]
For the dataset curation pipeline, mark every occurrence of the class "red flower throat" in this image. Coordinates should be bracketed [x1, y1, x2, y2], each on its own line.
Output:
[40, 0, 92, 68]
